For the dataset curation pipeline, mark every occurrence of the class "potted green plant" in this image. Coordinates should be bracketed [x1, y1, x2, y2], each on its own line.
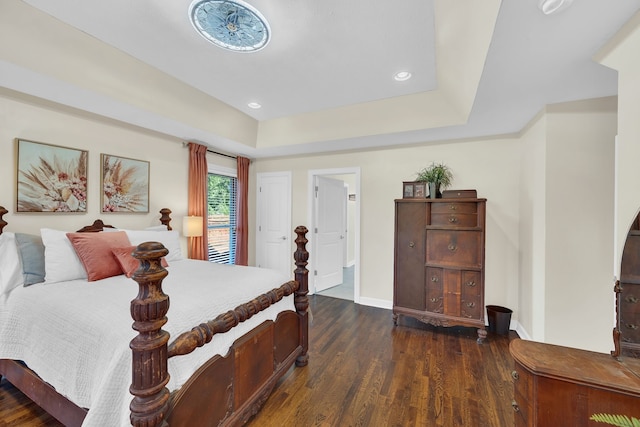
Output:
[416, 162, 453, 199]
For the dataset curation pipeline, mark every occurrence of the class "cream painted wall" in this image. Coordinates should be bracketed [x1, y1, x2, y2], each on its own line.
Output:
[0, 90, 193, 245]
[596, 11, 640, 277]
[544, 98, 617, 352]
[518, 112, 547, 341]
[250, 137, 522, 316]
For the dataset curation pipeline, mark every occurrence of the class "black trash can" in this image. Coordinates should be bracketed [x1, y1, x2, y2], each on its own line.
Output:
[486, 305, 512, 335]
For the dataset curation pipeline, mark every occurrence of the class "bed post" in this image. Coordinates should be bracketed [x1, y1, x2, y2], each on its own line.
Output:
[159, 208, 172, 231]
[129, 242, 171, 427]
[294, 226, 309, 367]
[0, 206, 7, 235]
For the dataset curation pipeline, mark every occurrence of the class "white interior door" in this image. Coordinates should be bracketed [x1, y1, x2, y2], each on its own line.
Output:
[314, 176, 345, 292]
[256, 172, 291, 278]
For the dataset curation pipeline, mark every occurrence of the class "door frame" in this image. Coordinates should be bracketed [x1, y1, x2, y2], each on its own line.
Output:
[308, 167, 361, 303]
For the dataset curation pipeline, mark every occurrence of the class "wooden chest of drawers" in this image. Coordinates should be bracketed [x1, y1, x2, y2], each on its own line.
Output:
[393, 198, 487, 342]
[510, 339, 640, 427]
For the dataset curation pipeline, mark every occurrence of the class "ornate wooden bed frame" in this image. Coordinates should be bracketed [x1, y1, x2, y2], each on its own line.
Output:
[0, 207, 310, 426]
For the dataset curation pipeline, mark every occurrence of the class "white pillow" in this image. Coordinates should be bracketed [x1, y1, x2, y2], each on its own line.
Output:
[0, 232, 24, 294]
[144, 225, 168, 231]
[40, 228, 87, 283]
[123, 229, 183, 263]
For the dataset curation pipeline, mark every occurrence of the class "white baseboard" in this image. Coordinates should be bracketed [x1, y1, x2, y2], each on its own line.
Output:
[357, 296, 392, 310]
[354, 298, 531, 340]
[513, 321, 531, 340]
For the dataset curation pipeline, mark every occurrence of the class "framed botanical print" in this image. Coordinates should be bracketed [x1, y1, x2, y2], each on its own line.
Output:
[101, 154, 150, 213]
[414, 182, 426, 198]
[16, 139, 88, 212]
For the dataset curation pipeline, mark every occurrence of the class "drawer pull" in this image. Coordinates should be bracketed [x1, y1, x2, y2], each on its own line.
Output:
[625, 323, 638, 330]
[431, 276, 439, 282]
[511, 370, 519, 380]
[448, 217, 458, 223]
[625, 295, 639, 303]
[511, 400, 519, 413]
[466, 302, 475, 308]
[449, 205, 457, 210]
[408, 241, 415, 248]
[430, 297, 439, 303]
[448, 244, 457, 252]
[465, 281, 476, 287]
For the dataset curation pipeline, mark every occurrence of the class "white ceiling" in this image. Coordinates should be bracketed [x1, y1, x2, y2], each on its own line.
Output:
[5, 0, 640, 158]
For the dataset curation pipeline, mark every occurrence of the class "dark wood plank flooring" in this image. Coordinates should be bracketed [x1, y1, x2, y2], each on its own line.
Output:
[0, 295, 518, 426]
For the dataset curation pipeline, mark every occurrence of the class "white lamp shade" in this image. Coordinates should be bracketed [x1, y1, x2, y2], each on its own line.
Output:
[183, 216, 203, 237]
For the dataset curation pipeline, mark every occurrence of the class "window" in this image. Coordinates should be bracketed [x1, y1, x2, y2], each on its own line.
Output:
[207, 170, 237, 264]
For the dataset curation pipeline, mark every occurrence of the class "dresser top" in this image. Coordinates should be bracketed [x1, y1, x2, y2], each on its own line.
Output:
[510, 339, 640, 396]
[395, 198, 487, 203]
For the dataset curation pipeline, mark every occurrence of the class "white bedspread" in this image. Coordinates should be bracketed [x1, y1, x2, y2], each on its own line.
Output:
[0, 259, 294, 426]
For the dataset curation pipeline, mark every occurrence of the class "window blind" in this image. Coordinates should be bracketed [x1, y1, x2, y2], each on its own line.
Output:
[207, 173, 237, 264]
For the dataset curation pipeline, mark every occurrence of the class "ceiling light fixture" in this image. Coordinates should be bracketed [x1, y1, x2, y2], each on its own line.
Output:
[189, 0, 271, 52]
[394, 71, 412, 82]
[538, 0, 574, 15]
[247, 102, 261, 109]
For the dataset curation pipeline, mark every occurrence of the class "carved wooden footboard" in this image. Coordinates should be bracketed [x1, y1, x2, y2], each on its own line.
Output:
[0, 207, 309, 427]
[129, 226, 309, 426]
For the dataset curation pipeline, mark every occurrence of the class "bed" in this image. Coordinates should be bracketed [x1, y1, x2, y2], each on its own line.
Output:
[0, 206, 309, 426]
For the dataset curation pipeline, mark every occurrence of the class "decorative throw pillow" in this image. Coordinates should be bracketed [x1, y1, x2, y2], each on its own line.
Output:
[112, 246, 169, 278]
[66, 231, 132, 281]
[14, 233, 46, 286]
[0, 232, 24, 294]
[41, 228, 88, 284]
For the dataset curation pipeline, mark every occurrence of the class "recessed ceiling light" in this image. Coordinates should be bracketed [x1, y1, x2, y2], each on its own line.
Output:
[394, 71, 412, 82]
[538, 0, 573, 15]
[248, 102, 261, 109]
[189, 0, 271, 52]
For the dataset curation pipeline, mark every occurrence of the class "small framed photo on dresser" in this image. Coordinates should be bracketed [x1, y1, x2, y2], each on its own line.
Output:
[403, 181, 427, 198]
[403, 182, 415, 198]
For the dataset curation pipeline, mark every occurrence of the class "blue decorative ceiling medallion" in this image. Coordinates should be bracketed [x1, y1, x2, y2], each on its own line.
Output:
[189, 0, 271, 52]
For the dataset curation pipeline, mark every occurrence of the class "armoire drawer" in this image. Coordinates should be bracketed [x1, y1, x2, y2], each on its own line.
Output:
[620, 311, 640, 342]
[425, 267, 444, 313]
[431, 213, 478, 227]
[426, 230, 482, 268]
[460, 271, 482, 319]
[431, 202, 478, 214]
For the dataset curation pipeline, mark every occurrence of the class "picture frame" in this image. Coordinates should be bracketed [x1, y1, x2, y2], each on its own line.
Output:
[403, 181, 414, 198]
[403, 181, 427, 199]
[16, 138, 88, 212]
[101, 154, 150, 213]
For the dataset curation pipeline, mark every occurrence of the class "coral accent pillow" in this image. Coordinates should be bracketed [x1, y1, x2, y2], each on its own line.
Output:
[66, 231, 132, 281]
[112, 246, 168, 278]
